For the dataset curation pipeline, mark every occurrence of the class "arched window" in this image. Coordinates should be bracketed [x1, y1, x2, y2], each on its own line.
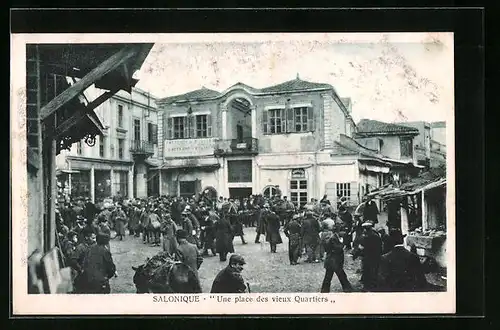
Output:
[263, 185, 279, 198]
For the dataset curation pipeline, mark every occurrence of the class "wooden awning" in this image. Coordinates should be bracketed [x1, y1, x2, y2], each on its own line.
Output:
[40, 44, 153, 121]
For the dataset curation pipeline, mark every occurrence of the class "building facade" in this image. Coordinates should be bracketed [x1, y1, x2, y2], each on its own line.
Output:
[154, 77, 422, 208]
[55, 87, 160, 203]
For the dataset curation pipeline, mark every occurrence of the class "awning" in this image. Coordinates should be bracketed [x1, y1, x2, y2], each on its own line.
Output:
[56, 169, 81, 175]
[156, 163, 221, 171]
[153, 157, 220, 170]
[40, 44, 152, 121]
[145, 158, 161, 167]
[358, 163, 390, 173]
[259, 164, 313, 170]
[413, 178, 446, 193]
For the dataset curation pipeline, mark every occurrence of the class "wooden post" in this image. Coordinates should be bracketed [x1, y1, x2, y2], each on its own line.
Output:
[49, 138, 57, 250]
[90, 166, 95, 203]
[421, 191, 428, 230]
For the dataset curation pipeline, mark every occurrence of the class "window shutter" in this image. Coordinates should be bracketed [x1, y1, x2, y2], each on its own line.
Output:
[280, 109, 286, 133]
[350, 181, 359, 206]
[207, 114, 212, 137]
[307, 103, 315, 131]
[286, 107, 295, 133]
[152, 124, 158, 144]
[183, 116, 190, 138]
[188, 115, 195, 138]
[262, 109, 268, 134]
[167, 117, 173, 139]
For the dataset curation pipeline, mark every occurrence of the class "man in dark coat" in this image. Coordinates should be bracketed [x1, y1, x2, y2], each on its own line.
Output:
[210, 254, 248, 293]
[377, 230, 430, 292]
[114, 204, 127, 241]
[363, 196, 379, 224]
[128, 204, 141, 237]
[284, 214, 302, 265]
[71, 228, 96, 293]
[161, 213, 178, 257]
[265, 209, 283, 253]
[301, 212, 321, 263]
[338, 206, 354, 250]
[254, 205, 268, 243]
[81, 233, 116, 294]
[201, 213, 217, 257]
[215, 215, 235, 262]
[352, 221, 383, 292]
[175, 229, 203, 293]
[84, 198, 98, 224]
[320, 225, 353, 292]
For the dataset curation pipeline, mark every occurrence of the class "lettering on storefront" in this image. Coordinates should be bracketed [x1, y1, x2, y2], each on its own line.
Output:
[164, 138, 216, 158]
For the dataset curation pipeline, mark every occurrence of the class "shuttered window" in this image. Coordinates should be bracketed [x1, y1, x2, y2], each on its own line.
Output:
[265, 104, 315, 135]
[168, 114, 212, 139]
[148, 122, 158, 144]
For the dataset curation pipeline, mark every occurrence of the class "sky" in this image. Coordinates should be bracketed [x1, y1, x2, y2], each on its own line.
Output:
[134, 33, 454, 124]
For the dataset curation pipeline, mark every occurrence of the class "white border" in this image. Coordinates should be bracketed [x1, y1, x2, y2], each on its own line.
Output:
[11, 32, 455, 315]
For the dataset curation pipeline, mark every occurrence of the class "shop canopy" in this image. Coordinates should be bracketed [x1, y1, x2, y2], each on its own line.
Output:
[35, 43, 154, 153]
[367, 176, 446, 201]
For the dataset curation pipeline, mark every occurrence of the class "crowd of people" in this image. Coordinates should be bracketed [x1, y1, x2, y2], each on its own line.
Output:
[55, 190, 439, 294]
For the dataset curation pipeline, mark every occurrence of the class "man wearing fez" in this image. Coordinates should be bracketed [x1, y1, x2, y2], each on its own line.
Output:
[211, 254, 248, 293]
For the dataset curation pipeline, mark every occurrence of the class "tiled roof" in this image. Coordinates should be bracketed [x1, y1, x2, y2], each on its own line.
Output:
[260, 78, 333, 93]
[158, 87, 222, 104]
[158, 78, 335, 104]
[355, 119, 419, 136]
[331, 141, 359, 155]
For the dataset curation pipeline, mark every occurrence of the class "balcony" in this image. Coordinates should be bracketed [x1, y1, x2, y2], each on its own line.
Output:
[214, 137, 259, 156]
[130, 139, 154, 158]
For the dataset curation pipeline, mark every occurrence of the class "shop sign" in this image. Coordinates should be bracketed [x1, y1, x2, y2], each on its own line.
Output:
[164, 138, 216, 158]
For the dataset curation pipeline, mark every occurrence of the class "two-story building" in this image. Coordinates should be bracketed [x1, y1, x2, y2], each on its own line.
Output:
[55, 86, 160, 203]
[154, 77, 422, 207]
[394, 121, 432, 168]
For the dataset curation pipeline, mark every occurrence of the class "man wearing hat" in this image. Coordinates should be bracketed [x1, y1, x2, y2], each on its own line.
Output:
[284, 214, 302, 265]
[175, 229, 203, 292]
[352, 221, 383, 291]
[81, 233, 116, 294]
[210, 254, 248, 293]
[338, 206, 353, 250]
[321, 223, 353, 292]
[363, 195, 379, 224]
[377, 229, 432, 292]
[301, 211, 321, 263]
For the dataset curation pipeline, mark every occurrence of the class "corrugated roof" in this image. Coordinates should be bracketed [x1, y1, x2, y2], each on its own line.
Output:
[355, 119, 419, 136]
[260, 78, 332, 93]
[158, 87, 222, 104]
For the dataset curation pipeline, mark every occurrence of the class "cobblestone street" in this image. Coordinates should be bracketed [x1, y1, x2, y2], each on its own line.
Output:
[109, 227, 364, 293]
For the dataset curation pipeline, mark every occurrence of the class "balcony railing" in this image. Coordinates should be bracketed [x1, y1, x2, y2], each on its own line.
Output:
[130, 139, 154, 156]
[214, 137, 259, 156]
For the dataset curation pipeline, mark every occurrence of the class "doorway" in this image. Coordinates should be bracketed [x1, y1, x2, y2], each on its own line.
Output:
[229, 188, 252, 200]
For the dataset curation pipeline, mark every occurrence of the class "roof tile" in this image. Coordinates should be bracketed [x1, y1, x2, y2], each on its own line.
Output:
[355, 119, 419, 135]
[260, 78, 332, 93]
[158, 87, 222, 104]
